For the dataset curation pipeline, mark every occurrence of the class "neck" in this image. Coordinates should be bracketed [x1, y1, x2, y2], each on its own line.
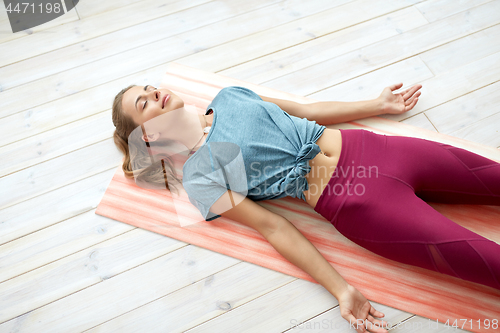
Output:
[155, 107, 211, 153]
[190, 113, 213, 153]
[202, 113, 213, 127]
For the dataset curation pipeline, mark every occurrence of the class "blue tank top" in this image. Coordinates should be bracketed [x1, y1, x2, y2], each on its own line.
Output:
[182, 86, 326, 221]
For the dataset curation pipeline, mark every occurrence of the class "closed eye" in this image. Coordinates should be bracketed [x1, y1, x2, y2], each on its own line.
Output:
[142, 86, 157, 111]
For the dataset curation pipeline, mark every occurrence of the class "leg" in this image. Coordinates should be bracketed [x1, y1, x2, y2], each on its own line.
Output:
[336, 175, 500, 290]
[381, 135, 500, 205]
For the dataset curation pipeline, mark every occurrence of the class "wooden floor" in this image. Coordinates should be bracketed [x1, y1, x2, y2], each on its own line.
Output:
[1, 0, 499, 331]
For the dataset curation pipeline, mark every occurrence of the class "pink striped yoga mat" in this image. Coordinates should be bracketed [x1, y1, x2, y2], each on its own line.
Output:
[96, 63, 500, 332]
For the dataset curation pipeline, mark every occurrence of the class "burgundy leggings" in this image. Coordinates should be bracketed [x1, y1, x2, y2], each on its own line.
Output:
[314, 129, 500, 290]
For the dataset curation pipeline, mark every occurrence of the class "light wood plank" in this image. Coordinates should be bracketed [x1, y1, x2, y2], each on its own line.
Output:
[0, 111, 112, 177]
[0, 0, 281, 91]
[448, 111, 500, 147]
[0, 0, 212, 67]
[0, 246, 239, 332]
[0, 169, 114, 245]
[263, 1, 500, 96]
[219, 6, 428, 84]
[85, 262, 296, 332]
[0, 6, 79, 43]
[75, 0, 149, 19]
[424, 80, 500, 134]
[401, 113, 438, 132]
[186, 279, 339, 332]
[419, 22, 500, 75]
[178, 0, 424, 72]
[0, 0, 342, 119]
[0, 138, 122, 210]
[0, 210, 132, 284]
[0, 225, 188, 322]
[379, 51, 500, 122]
[182, 279, 411, 333]
[308, 56, 434, 102]
[0, 65, 165, 145]
[415, 0, 494, 22]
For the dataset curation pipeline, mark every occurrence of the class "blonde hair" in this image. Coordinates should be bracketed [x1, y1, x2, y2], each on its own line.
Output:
[112, 85, 181, 194]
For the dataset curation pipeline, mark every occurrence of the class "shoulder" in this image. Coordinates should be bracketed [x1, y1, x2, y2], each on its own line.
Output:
[214, 86, 263, 102]
[207, 86, 263, 115]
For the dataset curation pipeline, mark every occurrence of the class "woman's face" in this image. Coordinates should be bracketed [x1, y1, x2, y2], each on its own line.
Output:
[122, 85, 184, 126]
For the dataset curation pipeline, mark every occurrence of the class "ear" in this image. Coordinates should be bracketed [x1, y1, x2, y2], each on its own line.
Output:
[141, 132, 161, 143]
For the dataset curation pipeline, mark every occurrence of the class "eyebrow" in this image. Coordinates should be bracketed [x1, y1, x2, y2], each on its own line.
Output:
[135, 85, 150, 112]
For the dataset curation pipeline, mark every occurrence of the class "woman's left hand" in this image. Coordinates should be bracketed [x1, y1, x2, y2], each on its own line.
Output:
[378, 83, 422, 115]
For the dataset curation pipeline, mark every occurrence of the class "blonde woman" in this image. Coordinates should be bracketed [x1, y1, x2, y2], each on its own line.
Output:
[112, 83, 500, 333]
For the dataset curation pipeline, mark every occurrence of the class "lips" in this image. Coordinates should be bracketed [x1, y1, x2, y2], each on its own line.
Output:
[162, 94, 170, 108]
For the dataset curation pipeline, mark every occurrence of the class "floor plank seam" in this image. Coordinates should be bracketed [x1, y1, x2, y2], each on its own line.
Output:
[0, 2, 282, 94]
[0, 140, 118, 180]
[0, 164, 119, 210]
[280, 305, 341, 333]
[269, 23, 500, 97]
[424, 112, 440, 132]
[448, 109, 500, 137]
[213, 3, 424, 75]
[0, 0, 216, 69]
[422, 78, 500, 114]
[0, 225, 139, 286]
[79, 260, 251, 332]
[1, 205, 107, 247]
[179, 278, 302, 333]
[0, 112, 112, 151]
[7, 6, 498, 122]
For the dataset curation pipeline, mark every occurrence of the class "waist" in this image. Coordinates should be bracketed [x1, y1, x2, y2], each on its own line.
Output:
[303, 128, 343, 208]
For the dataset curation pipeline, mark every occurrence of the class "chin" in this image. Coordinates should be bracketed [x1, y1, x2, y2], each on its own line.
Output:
[174, 97, 184, 109]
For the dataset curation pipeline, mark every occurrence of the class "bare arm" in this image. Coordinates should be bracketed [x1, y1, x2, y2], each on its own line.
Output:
[213, 191, 388, 333]
[260, 94, 383, 125]
[213, 190, 348, 297]
[259, 83, 422, 125]
[266, 215, 349, 299]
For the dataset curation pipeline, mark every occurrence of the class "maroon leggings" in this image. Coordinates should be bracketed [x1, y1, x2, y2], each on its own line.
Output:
[314, 129, 500, 290]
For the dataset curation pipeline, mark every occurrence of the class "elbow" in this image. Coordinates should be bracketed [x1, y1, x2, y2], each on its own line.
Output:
[262, 216, 289, 240]
[307, 103, 321, 123]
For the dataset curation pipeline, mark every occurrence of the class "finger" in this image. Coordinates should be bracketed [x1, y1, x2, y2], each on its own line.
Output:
[367, 315, 389, 332]
[368, 314, 388, 326]
[402, 85, 419, 100]
[404, 91, 420, 105]
[369, 305, 385, 318]
[388, 83, 403, 91]
[364, 318, 388, 333]
[402, 86, 413, 95]
[403, 84, 422, 100]
[405, 97, 419, 111]
[345, 314, 367, 333]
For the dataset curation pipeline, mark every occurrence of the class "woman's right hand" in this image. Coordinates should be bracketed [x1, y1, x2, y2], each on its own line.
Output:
[336, 284, 389, 333]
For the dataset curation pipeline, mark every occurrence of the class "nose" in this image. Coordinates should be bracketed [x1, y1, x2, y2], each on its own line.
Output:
[153, 90, 159, 101]
[149, 89, 160, 105]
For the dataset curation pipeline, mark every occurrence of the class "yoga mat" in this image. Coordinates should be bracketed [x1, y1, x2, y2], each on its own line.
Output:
[96, 62, 500, 332]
